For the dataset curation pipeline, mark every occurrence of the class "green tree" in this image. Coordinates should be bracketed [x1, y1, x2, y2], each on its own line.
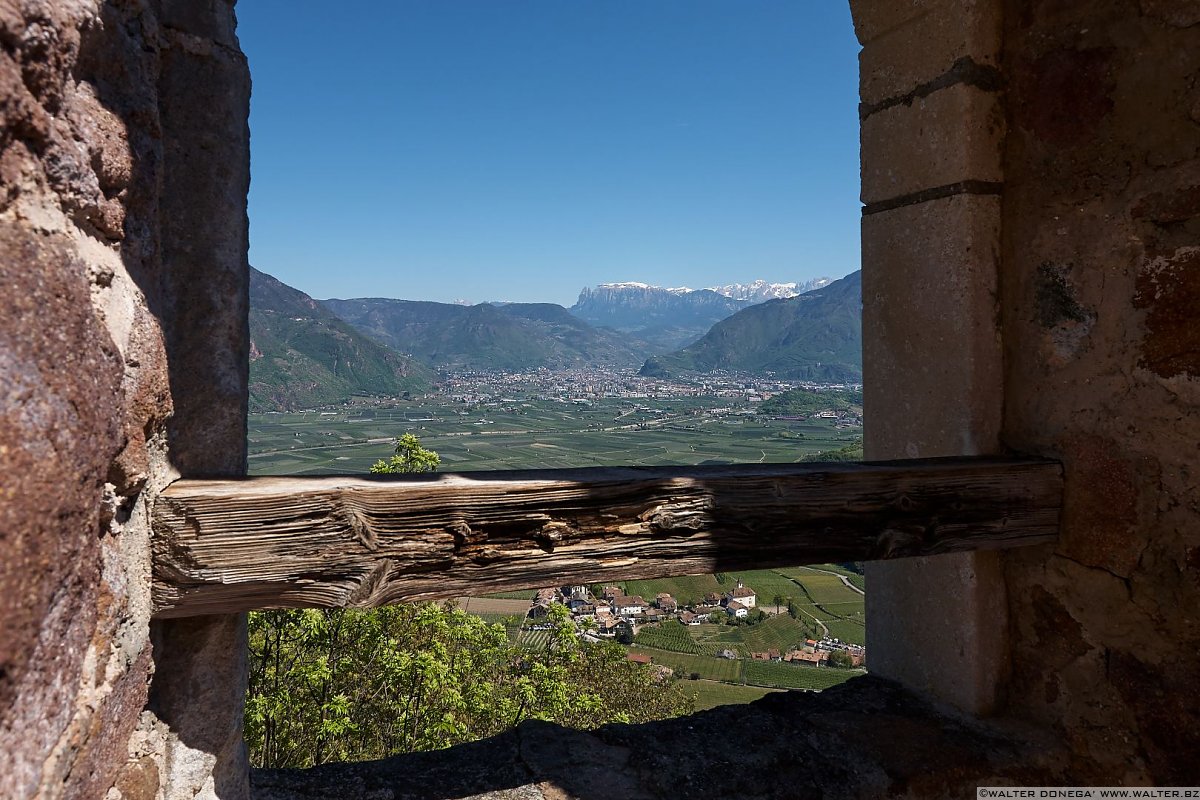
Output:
[370, 432, 441, 474]
[246, 435, 693, 767]
[245, 603, 521, 766]
[827, 649, 854, 669]
[245, 603, 692, 767]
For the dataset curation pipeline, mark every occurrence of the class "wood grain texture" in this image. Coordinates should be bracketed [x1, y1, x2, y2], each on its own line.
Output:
[151, 458, 1062, 617]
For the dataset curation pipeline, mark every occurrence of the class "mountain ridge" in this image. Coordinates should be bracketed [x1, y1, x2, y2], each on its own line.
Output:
[321, 296, 647, 372]
[249, 269, 861, 408]
[249, 268, 435, 411]
[639, 271, 862, 382]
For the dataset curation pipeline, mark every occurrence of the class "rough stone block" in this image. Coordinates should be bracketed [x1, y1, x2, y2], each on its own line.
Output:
[850, 0, 934, 45]
[861, 83, 1004, 207]
[159, 37, 250, 478]
[865, 551, 1008, 714]
[862, 193, 1004, 456]
[858, 0, 1002, 108]
[156, 0, 240, 48]
[150, 616, 250, 800]
[851, 0, 1001, 45]
[862, 191, 1007, 715]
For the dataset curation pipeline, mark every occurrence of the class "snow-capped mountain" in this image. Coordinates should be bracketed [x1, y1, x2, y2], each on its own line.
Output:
[596, 281, 695, 295]
[570, 276, 836, 353]
[709, 277, 832, 303]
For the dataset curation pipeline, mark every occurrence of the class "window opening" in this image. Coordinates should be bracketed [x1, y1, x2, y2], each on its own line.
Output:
[236, 0, 863, 767]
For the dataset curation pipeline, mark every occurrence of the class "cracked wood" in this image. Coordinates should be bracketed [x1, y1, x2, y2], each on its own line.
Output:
[151, 457, 1062, 617]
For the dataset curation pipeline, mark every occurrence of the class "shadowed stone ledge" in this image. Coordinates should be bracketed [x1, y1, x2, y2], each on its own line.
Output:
[252, 677, 1068, 800]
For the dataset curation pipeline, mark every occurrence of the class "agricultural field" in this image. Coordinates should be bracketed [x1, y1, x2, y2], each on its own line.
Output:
[615, 574, 726, 606]
[773, 567, 866, 644]
[736, 615, 816, 654]
[461, 612, 518, 627]
[742, 661, 863, 691]
[823, 620, 867, 644]
[810, 563, 867, 592]
[454, 597, 531, 617]
[726, 570, 813, 606]
[779, 567, 865, 606]
[686, 681, 782, 711]
[617, 567, 865, 646]
[635, 642, 861, 693]
[516, 629, 552, 649]
[633, 612, 817, 661]
[633, 621, 706, 654]
[788, 601, 835, 622]
[246, 395, 864, 476]
[481, 590, 539, 601]
[633, 648, 744, 682]
[465, 613, 524, 642]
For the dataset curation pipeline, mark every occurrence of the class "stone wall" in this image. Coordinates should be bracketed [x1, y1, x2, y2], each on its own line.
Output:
[1000, 0, 1200, 783]
[3, 0, 1197, 794]
[0, 1, 249, 797]
[856, 0, 1200, 782]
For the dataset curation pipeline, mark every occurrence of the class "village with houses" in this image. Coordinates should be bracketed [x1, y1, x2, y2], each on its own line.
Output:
[523, 578, 867, 671]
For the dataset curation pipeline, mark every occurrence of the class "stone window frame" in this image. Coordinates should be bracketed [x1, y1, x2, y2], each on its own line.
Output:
[148, 1, 1015, 794]
[853, 0, 1011, 715]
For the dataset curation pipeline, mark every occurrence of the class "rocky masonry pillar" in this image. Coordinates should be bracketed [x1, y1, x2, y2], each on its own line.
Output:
[851, 0, 1009, 714]
[146, 0, 252, 797]
[0, 0, 252, 797]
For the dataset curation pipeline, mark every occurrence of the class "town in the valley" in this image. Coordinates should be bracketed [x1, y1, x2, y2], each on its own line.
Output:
[526, 580, 866, 668]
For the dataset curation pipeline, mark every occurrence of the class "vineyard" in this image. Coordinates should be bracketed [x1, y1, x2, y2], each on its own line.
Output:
[633, 620, 705, 654]
[515, 629, 551, 649]
[617, 574, 726, 606]
[736, 615, 814, 654]
[632, 647, 743, 682]
[823, 619, 867, 643]
[742, 660, 862, 691]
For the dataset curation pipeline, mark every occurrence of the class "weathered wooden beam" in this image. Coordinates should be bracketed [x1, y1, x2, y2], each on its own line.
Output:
[151, 457, 1062, 617]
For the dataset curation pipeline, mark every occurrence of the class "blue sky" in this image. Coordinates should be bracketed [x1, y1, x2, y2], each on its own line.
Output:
[238, 2, 861, 307]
